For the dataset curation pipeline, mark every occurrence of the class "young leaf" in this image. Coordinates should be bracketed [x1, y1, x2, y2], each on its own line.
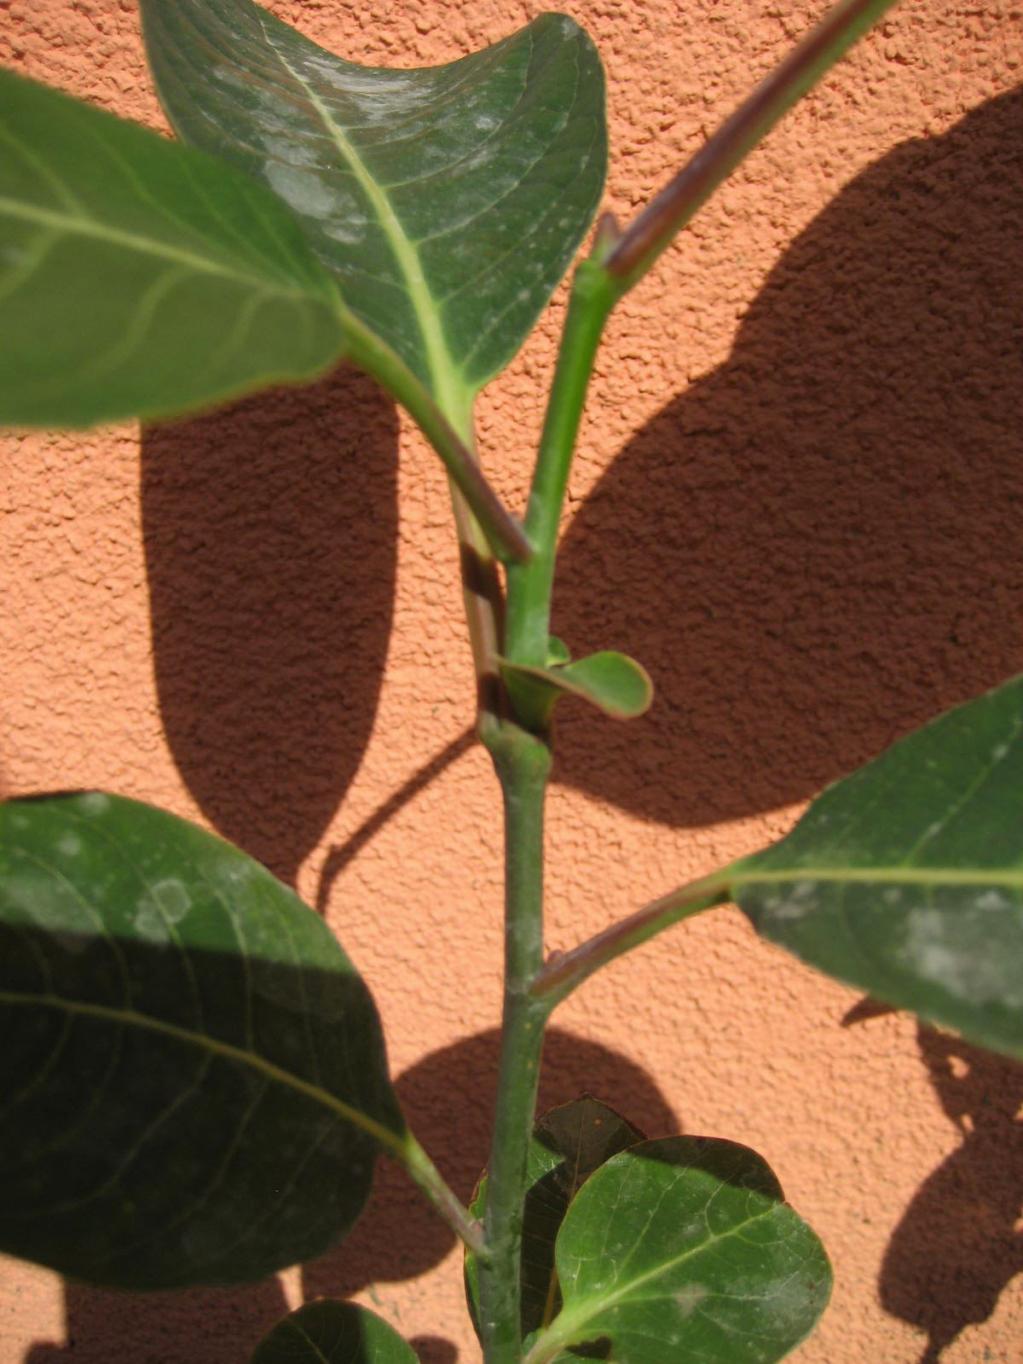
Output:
[0, 69, 346, 427]
[528, 1137, 831, 1364]
[252, 1301, 417, 1363]
[465, 1097, 644, 1344]
[0, 792, 404, 1288]
[500, 651, 653, 728]
[139, 0, 607, 424]
[731, 675, 1023, 1060]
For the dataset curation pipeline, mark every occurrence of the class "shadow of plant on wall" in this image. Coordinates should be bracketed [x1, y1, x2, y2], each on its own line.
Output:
[880, 1024, 1023, 1362]
[140, 364, 399, 888]
[842, 993, 1023, 1360]
[555, 86, 1023, 830]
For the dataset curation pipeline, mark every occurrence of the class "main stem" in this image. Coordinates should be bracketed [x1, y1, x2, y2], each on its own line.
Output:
[477, 728, 553, 1363]
[473, 251, 617, 1360]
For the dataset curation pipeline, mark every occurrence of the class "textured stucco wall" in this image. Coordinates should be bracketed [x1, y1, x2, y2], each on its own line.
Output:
[2, 0, 1022, 1360]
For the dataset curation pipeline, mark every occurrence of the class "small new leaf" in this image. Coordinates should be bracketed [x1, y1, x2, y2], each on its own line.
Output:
[732, 674, 1023, 1059]
[501, 651, 653, 727]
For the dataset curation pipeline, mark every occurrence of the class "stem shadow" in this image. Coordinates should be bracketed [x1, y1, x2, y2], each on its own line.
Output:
[24, 1281, 290, 1364]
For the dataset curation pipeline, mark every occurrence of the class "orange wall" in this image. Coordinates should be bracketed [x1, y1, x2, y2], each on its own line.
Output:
[2, 1, 1022, 1360]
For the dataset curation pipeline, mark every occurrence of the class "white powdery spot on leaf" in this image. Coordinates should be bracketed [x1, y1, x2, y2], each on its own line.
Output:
[673, 1282, 709, 1316]
[898, 907, 1022, 1007]
[134, 879, 192, 944]
[263, 163, 357, 222]
[771, 898, 813, 922]
[76, 792, 110, 817]
[975, 888, 1012, 912]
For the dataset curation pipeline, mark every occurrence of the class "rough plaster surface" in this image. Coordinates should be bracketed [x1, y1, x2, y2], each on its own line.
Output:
[2, 0, 1022, 1360]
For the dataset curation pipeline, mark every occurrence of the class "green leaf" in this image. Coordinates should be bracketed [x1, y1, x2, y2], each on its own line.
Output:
[731, 675, 1023, 1059]
[139, 0, 607, 422]
[466, 1097, 643, 1345]
[0, 791, 404, 1289]
[529, 1137, 831, 1364]
[500, 651, 653, 726]
[546, 637, 572, 666]
[0, 68, 347, 427]
[252, 1301, 417, 1363]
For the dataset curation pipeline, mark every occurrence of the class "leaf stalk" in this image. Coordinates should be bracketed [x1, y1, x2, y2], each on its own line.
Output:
[341, 309, 532, 565]
[606, 0, 901, 293]
[532, 868, 733, 1006]
[397, 1129, 488, 1259]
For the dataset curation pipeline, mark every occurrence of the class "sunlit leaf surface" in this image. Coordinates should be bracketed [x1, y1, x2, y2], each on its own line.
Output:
[140, 0, 607, 417]
[0, 69, 346, 427]
[734, 675, 1023, 1059]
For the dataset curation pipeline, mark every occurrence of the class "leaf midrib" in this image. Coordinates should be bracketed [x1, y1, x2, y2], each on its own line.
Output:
[255, 14, 469, 422]
[0, 195, 327, 304]
[536, 1204, 779, 1359]
[733, 866, 1023, 889]
[0, 985, 403, 1156]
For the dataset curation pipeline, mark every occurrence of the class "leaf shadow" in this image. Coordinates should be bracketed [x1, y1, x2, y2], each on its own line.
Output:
[407, 1338, 458, 1364]
[24, 1280, 291, 1364]
[301, 1026, 680, 1307]
[554, 86, 1023, 827]
[878, 1021, 1023, 1361]
[140, 363, 399, 887]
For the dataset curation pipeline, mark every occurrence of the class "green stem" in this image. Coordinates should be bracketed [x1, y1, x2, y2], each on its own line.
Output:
[531, 867, 733, 1007]
[504, 259, 616, 676]
[477, 727, 553, 1363]
[397, 1128, 487, 1258]
[340, 307, 531, 565]
[605, 0, 900, 294]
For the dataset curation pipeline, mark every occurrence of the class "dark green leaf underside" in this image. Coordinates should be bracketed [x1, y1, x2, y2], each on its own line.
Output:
[0, 792, 402, 1288]
[140, 0, 607, 406]
[538, 1137, 831, 1363]
[466, 1097, 643, 1346]
[252, 1301, 417, 1363]
[733, 675, 1023, 1059]
[0, 69, 345, 427]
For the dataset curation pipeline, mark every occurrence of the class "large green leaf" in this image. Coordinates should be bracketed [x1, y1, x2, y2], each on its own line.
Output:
[732, 676, 1023, 1059]
[0, 68, 347, 427]
[528, 1138, 831, 1364]
[139, 0, 607, 422]
[465, 1097, 643, 1346]
[252, 1301, 417, 1363]
[0, 792, 404, 1288]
